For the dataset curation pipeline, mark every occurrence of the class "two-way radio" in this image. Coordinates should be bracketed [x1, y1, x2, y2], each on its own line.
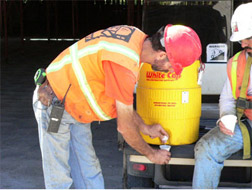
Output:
[47, 84, 72, 133]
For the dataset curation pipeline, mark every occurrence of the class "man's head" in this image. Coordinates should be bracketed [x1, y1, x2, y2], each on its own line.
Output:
[149, 24, 202, 75]
[230, 2, 252, 56]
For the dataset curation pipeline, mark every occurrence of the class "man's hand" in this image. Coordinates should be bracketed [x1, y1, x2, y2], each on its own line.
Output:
[244, 109, 252, 120]
[219, 121, 234, 136]
[38, 80, 55, 106]
[147, 149, 171, 165]
[147, 124, 169, 143]
[132, 111, 169, 143]
[116, 100, 171, 165]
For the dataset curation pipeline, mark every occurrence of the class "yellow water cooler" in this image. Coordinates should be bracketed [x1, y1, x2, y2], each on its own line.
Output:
[137, 61, 201, 145]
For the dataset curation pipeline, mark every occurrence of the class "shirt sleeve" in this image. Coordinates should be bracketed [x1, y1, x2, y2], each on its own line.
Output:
[219, 78, 236, 118]
[103, 60, 136, 105]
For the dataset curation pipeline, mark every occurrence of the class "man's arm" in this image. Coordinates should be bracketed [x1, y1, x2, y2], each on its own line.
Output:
[116, 100, 171, 165]
[219, 78, 236, 135]
[132, 110, 169, 141]
[219, 79, 236, 117]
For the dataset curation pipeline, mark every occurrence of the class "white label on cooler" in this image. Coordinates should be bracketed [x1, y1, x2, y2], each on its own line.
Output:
[182, 91, 189, 103]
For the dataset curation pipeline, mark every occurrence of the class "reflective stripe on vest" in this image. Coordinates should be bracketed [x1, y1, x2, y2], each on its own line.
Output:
[47, 41, 140, 73]
[231, 51, 242, 99]
[47, 41, 140, 121]
[69, 43, 112, 121]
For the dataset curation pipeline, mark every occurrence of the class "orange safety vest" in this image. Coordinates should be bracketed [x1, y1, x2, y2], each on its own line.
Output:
[227, 50, 252, 101]
[46, 25, 147, 123]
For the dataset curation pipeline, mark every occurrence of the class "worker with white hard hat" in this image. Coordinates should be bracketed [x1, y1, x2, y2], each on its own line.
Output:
[33, 24, 202, 189]
[230, 2, 252, 43]
[193, 2, 252, 188]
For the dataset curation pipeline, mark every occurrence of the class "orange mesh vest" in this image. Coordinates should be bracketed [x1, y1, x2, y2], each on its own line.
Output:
[46, 25, 147, 123]
[227, 50, 252, 100]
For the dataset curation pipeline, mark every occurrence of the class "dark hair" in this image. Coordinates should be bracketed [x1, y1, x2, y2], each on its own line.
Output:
[148, 26, 166, 52]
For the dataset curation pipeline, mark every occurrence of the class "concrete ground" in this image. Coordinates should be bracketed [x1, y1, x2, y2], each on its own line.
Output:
[0, 39, 219, 189]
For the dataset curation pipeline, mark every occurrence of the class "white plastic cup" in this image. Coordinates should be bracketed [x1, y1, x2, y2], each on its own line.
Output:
[159, 145, 171, 151]
[220, 114, 237, 133]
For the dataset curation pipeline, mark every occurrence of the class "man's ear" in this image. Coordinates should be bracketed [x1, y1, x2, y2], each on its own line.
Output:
[157, 51, 167, 60]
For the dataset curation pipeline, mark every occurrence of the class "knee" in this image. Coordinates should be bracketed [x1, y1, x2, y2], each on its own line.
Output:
[194, 139, 209, 160]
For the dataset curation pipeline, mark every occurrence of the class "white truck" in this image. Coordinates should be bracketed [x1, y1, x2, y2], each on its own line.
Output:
[119, 0, 252, 188]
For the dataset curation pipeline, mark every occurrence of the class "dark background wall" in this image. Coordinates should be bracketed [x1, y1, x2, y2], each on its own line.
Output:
[1, 0, 141, 39]
[1, 0, 251, 61]
[1, 0, 249, 38]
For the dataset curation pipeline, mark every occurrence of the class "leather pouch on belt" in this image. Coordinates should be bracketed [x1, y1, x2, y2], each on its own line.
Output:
[38, 80, 55, 106]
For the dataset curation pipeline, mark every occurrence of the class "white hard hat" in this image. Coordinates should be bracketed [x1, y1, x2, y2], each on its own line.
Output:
[230, 2, 252, 42]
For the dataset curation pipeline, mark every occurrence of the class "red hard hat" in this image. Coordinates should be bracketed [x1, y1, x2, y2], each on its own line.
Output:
[163, 24, 202, 75]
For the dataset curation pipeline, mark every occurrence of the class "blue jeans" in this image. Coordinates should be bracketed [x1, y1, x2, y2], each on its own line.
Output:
[192, 122, 250, 189]
[33, 87, 104, 189]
